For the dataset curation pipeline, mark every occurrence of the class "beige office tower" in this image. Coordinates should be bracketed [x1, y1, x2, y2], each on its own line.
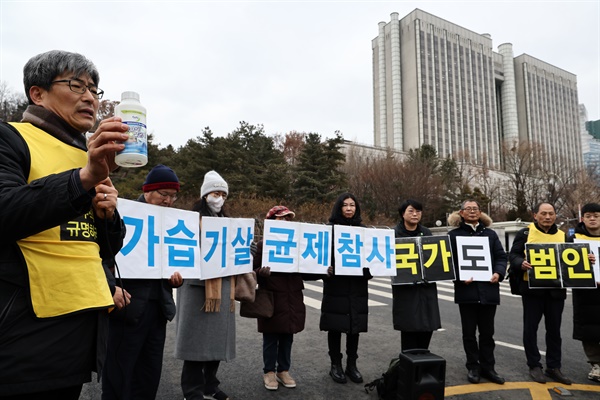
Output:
[373, 9, 583, 172]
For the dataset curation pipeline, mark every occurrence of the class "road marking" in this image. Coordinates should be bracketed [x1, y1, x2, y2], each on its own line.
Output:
[445, 382, 600, 398]
[303, 283, 387, 308]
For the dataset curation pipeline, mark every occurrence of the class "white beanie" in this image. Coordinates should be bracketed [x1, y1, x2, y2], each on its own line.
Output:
[201, 170, 229, 197]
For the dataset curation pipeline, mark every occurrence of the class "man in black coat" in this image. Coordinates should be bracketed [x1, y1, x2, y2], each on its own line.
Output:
[102, 164, 183, 400]
[448, 200, 507, 385]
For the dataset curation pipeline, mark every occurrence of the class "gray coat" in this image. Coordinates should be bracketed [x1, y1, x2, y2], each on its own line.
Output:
[174, 276, 236, 361]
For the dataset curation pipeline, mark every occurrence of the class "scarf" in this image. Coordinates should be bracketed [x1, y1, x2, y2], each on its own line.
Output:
[200, 211, 235, 313]
[21, 105, 88, 150]
[204, 276, 236, 313]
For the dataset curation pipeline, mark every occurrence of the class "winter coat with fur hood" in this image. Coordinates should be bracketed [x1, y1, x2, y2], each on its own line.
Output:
[447, 211, 507, 305]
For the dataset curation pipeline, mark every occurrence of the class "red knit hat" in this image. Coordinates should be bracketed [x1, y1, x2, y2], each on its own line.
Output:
[142, 164, 180, 192]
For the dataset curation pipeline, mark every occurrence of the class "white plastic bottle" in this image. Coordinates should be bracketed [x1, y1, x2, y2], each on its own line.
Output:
[115, 91, 148, 167]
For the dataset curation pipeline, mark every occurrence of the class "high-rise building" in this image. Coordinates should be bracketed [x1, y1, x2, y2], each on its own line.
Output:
[372, 9, 583, 172]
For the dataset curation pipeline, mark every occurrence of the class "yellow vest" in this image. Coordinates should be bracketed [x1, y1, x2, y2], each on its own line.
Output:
[11, 123, 113, 318]
[523, 222, 565, 281]
[574, 233, 600, 241]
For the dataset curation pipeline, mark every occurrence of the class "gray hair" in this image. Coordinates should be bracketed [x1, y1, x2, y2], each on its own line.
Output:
[23, 50, 100, 104]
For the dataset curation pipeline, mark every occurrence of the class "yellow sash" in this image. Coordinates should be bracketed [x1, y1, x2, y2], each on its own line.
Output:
[574, 233, 600, 241]
[523, 222, 565, 281]
[12, 123, 113, 318]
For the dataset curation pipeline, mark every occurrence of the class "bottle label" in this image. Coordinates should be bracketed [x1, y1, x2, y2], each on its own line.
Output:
[117, 109, 147, 160]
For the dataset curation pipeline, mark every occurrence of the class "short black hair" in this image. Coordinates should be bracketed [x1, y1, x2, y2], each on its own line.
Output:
[582, 203, 600, 214]
[398, 199, 423, 219]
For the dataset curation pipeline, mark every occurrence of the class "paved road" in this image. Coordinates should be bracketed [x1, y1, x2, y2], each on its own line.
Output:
[81, 278, 600, 399]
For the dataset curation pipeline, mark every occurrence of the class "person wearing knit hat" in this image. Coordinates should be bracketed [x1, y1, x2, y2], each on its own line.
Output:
[198, 170, 229, 215]
[103, 164, 183, 400]
[175, 170, 232, 400]
[141, 164, 180, 207]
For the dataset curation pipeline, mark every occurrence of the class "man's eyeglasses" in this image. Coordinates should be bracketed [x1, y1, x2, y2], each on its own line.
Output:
[462, 207, 480, 212]
[155, 190, 178, 201]
[51, 79, 104, 99]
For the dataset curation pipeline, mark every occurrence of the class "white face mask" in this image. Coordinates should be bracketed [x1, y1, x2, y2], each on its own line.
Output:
[206, 195, 225, 213]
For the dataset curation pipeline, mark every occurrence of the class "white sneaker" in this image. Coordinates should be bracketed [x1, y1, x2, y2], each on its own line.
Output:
[263, 371, 279, 390]
[588, 363, 600, 382]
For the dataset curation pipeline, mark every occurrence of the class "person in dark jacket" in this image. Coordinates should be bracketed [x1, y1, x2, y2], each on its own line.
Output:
[392, 199, 441, 352]
[320, 193, 372, 384]
[508, 202, 572, 385]
[448, 200, 507, 385]
[253, 206, 305, 391]
[102, 164, 183, 400]
[568, 202, 600, 382]
[0, 50, 126, 398]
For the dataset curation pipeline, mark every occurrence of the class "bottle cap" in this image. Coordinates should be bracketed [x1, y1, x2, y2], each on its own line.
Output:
[121, 91, 140, 101]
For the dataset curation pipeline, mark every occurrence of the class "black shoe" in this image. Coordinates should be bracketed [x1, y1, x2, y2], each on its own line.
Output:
[329, 363, 347, 384]
[467, 369, 480, 384]
[529, 366, 546, 383]
[545, 368, 572, 385]
[345, 363, 363, 383]
[481, 369, 505, 384]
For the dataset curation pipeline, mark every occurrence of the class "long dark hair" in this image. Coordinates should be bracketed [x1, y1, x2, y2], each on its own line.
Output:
[328, 192, 362, 226]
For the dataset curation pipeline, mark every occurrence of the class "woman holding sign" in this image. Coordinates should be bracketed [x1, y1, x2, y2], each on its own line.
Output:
[175, 171, 232, 400]
[320, 193, 372, 384]
[391, 199, 441, 352]
[253, 206, 306, 391]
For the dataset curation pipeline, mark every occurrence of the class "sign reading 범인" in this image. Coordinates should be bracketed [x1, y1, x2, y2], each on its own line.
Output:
[116, 198, 202, 279]
[526, 243, 595, 288]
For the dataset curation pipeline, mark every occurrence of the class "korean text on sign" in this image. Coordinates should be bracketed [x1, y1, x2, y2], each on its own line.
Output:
[392, 236, 455, 285]
[201, 217, 254, 279]
[116, 198, 201, 279]
[262, 220, 331, 274]
[333, 225, 396, 277]
[525, 243, 595, 289]
[455, 236, 493, 282]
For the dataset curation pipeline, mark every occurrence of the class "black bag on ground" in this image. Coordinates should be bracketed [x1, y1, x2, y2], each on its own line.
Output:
[364, 357, 400, 400]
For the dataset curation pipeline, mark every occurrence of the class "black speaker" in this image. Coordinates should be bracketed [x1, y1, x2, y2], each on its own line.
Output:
[397, 349, 445, 400]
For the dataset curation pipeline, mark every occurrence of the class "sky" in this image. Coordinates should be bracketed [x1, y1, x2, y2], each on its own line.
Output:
[1, 1, 598, 149]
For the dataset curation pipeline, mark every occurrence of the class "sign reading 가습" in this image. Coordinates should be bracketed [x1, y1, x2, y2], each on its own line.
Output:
[525, 243, 595, 288]
[332, 225, 396, 277]
[392, 236, 455, 285]
[261, 220, 331, 275]
[117, 198, 201, 279]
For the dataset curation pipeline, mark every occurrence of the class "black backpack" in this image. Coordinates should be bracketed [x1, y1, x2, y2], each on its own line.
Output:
[364, 357, 400, 400]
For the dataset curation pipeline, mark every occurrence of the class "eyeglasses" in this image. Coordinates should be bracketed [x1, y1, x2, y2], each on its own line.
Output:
[462, 207, 480, 212]
[406, 210, 422, 215]
[51, 79, 104, 99]
[155, 190, 178, 201]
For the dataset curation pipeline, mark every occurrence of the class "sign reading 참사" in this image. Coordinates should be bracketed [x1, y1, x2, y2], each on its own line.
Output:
[116, 198, 201, 279]
[333, 225, 396, 277]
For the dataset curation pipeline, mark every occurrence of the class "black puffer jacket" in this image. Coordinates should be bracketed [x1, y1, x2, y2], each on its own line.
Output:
[447, 211, 507, 305]
[319, 193, 372, 334]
